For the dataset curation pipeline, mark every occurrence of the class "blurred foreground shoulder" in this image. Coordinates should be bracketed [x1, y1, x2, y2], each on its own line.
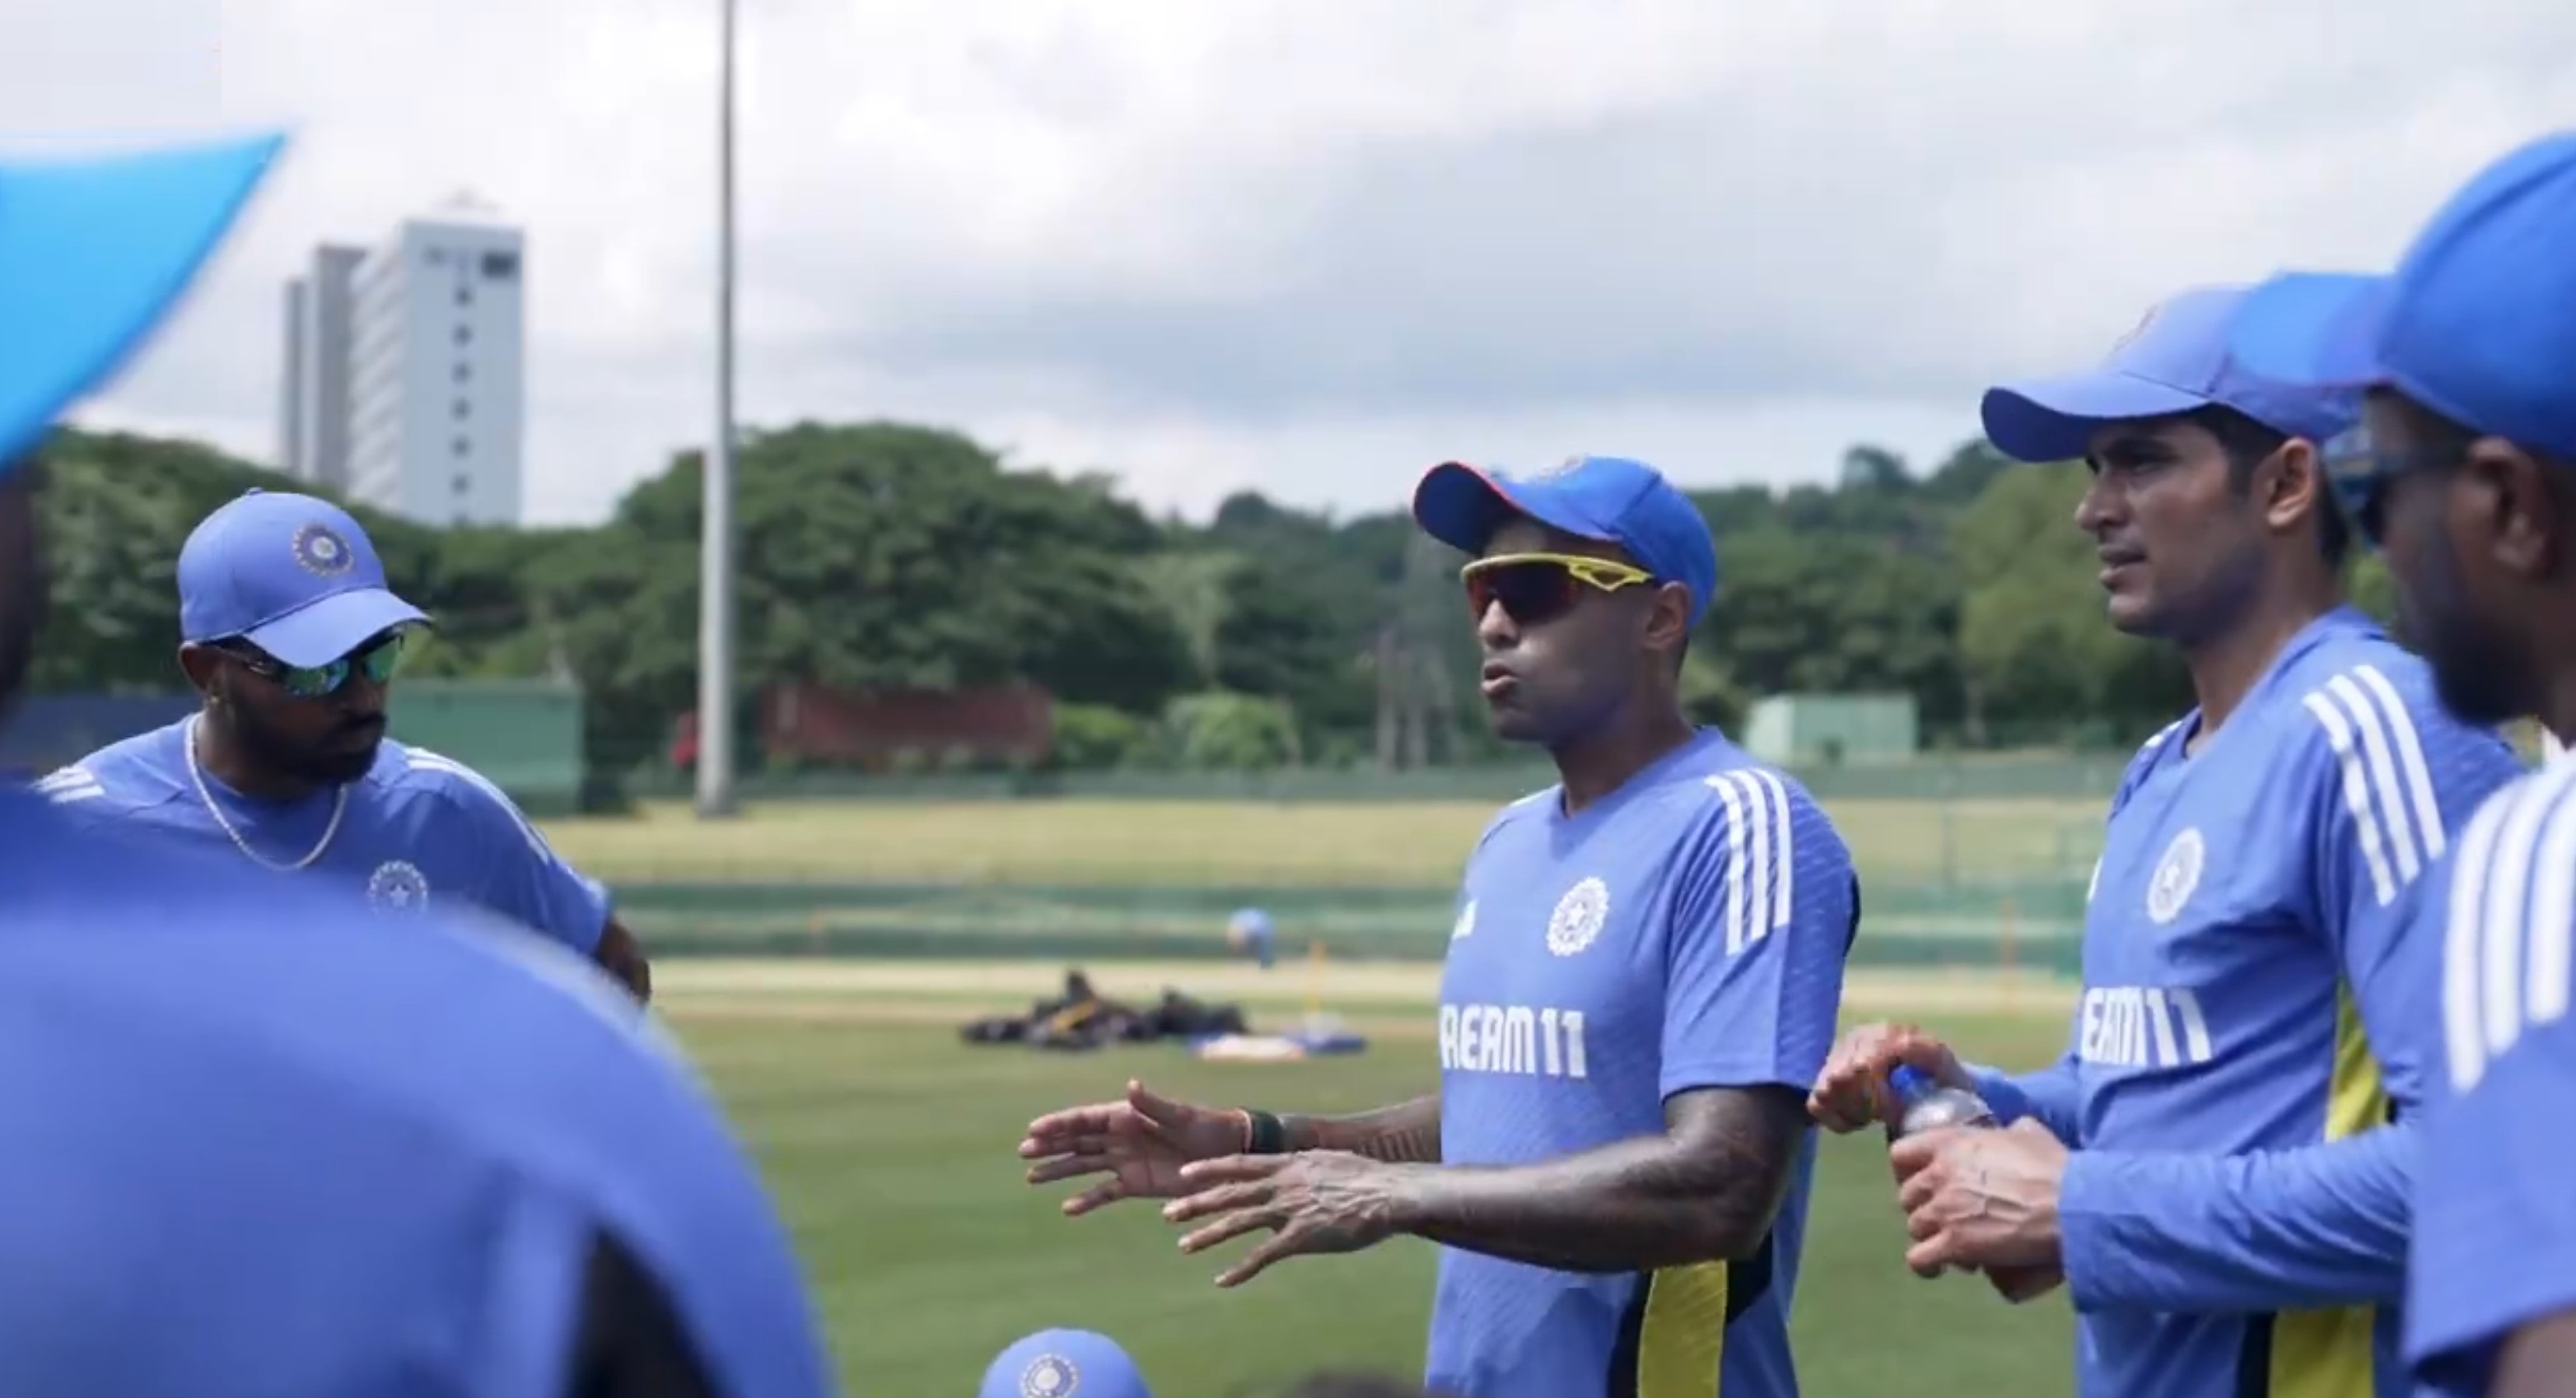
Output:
[0, 793, 834, 1398]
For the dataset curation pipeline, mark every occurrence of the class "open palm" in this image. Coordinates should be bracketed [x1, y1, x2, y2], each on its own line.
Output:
[1020, 1079, 1248, 1216]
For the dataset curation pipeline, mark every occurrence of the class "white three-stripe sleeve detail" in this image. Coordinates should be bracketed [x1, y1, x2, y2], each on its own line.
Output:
[2303, 690, 2403, 906]
[1709, 774, 1752, 958]
[2443, 789, 2511, 1093]
[2446, 769, 2576, 1093]
[1704, 771, 1794, 956]
[34, 767, 103, 803]
[1756, 768, 1795, 930]
[2480, 776, 2560, 1060]
[2324, 671, 2429, 882]
[2354, 664, 2448, 859]
[2524, 790, 2576, 1028]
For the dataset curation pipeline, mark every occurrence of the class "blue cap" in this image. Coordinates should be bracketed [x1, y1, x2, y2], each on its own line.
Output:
[2228, 131, 2576, 459]
[0, 133, 287, 472]
[1412, 454, 1721, 626]
[1980, 284, 2362, 464]
[178, 491, 429, 667]
[979, 1329, 1151, 1398]
[1888, 1065, 1932, 1101]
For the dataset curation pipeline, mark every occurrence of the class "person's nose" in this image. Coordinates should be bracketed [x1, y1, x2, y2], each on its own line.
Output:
[2074, 472, 2124, 536]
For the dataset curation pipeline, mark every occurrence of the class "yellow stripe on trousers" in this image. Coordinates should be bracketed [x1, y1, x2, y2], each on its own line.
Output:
[1636, 1261, 1729, 1398]
[2267, 983, 2385, 1398]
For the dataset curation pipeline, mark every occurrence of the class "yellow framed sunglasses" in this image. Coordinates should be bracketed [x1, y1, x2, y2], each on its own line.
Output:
[1459, 552, 1653, 624]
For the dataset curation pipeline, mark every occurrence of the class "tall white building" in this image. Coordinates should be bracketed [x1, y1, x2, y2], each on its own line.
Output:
[278, 195, 526, 526]
[278, 243, 364, 493]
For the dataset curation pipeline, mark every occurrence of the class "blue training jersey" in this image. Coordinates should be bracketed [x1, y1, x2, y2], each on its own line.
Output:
[1965, 608, 2522, 1398]
[2407, 755, 2576, 1397]
[40, 718, 610, 955]
[0, 783, 833, 1397]
[1429, 729, 1856, 1398]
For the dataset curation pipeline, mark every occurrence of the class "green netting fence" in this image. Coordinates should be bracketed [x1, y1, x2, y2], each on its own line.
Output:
[614, 876, 2089, 976]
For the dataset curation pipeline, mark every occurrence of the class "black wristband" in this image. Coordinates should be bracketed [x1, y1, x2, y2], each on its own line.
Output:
[1243, 1108, 1288, 1154]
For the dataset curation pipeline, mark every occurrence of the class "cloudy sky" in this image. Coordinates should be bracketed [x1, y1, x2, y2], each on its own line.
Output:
[11, 1, 2576, 526]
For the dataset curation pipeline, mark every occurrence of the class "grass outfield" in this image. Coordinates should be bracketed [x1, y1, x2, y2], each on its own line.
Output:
[661, 961, 2078, 1397]
[542, 797, 2104, 888]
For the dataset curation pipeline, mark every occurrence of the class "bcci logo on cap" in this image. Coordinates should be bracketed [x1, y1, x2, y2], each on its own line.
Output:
[1531, 454, 1588, 482]
[292, 523, 356, 577]
[1020, 1354, 1079, 1397]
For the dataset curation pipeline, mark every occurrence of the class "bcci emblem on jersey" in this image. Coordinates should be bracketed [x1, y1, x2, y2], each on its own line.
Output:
[1546, 877, 1608, 957]
[366, 859, 430, 913]
[1019, 1354, 1078, 1397]
[2146, 827, 2205, 925]
[292, 523, 356, 577]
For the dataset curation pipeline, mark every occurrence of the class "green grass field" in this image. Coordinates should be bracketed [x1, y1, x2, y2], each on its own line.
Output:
[542, 797, 2105, 889]
[661, 961, 2079, 1397]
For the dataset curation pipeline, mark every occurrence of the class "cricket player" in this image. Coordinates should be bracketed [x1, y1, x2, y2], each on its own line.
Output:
[1226, 905, 1277, 968]
[40, 491, 651, 1000]
[1807, 286, 2525, 1398]
[0, 134, 830, 1396]
[2227, 128, 2576, 1398]
[1023, 454, 1860, 1398]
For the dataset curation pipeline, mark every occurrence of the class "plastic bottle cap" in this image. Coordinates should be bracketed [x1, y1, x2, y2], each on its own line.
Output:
[1888, 1065, 1930, 1097]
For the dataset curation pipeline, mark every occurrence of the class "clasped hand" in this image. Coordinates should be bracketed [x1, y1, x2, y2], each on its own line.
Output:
[1888, 1117, 2070, 1291]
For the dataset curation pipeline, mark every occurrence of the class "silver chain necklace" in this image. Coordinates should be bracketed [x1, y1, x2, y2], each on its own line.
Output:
[184, 715, 349, 872]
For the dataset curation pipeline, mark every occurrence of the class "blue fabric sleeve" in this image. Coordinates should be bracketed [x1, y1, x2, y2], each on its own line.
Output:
[2059, 1124, 2415, 1312]
[2407, 769, 2576, 1390]
[1659, 770, 1855, 1098]
[2060, 671, 2522, 1313]
[434, 771, 611, 956]
[1969, 1049, 2082, 1146]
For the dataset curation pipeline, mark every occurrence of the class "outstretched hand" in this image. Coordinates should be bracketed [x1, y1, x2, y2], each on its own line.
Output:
[1163, 1150, 1410, 1288]
[1020, 1079, 1249, 1216]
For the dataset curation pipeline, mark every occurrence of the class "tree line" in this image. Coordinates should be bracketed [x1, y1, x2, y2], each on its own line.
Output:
[23, 423, 2399, 778]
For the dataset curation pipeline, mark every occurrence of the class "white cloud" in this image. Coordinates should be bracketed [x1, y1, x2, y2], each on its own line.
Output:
[24, 0, 2576, 524]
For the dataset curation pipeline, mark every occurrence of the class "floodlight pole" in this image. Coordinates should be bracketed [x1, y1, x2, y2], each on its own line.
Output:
[693, 0, 740, 818]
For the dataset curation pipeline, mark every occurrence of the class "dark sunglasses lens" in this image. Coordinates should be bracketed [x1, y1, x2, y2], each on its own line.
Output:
[280, 661, 347, 698]
[362, 631, 410, 683]
[1468, 563, 1579, 624]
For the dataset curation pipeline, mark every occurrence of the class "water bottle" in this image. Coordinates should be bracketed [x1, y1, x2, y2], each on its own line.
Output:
[1884, 1065, 2058, 1299]
[1886, 1064, 1998, 1139]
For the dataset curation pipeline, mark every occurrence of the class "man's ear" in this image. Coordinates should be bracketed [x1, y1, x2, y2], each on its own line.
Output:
[2468, 436, 2564, 582]
[2261, 437, 2326, 537]
[1644, 582, 1694, 659]
[176, 643, 224, 698]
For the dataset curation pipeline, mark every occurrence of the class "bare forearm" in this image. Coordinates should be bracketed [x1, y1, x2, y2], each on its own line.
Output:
[1388, 1087, 1804, 1273]
[1282, 1095, 1441, 1163]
